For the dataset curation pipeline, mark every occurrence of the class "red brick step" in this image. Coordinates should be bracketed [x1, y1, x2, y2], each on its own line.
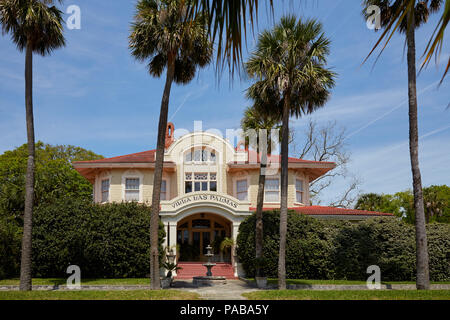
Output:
[175, 262, 236, 279]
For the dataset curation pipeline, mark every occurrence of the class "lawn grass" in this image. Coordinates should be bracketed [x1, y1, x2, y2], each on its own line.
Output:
[2, 278, 449, 286]
[0, 278, 151, 286]
[243, 290, 450, 300]
[0, 290, 199, 300]
[258, 279, 450, 286]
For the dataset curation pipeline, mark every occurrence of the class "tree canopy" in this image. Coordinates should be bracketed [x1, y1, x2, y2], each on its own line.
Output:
[355, 185, 450, 224]
[0, 142, 103, 224]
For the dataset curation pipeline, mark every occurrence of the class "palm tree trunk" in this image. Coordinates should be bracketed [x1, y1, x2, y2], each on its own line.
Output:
[406, 9, 430, 291]
[255, 160, 266, 277]
[278, 94, 290, 290]
[20, 43, 35, 291]
[149, 54, 176, 290]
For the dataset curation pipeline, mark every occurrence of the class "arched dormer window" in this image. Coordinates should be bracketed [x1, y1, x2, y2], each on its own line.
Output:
[183, 147, 219, 194]
[184, 147, 216, 164]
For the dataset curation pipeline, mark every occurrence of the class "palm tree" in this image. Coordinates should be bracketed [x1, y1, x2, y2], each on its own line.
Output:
[363, 0, 445, 291]
[129, 0, 212, 290]
[246, 16, 336, 289]
[422, 0, 448, 82]
[0, 0, 65, 291]
[241, 98, 280, 278]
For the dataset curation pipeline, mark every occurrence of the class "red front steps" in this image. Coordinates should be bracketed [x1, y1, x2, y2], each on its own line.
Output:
[175, 262, 237, 279]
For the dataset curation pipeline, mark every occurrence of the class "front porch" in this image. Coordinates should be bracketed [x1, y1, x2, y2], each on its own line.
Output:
[160, 192, 253, 278]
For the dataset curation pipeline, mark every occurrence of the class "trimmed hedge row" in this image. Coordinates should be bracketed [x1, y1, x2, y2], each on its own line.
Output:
[0, 199, 165, 279]
[0, 217, 22, 279]
[236, 211, 450, 282]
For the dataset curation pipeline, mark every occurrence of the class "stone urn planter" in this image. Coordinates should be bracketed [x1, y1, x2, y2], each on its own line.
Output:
[255, 277, 267, 289]
[161, 277, 172, 289]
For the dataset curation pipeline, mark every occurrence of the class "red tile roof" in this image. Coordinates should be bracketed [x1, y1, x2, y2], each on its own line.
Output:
[74, 148, 334, 166]
[250, 206, 394, 217]
[74, 150, 157, 164]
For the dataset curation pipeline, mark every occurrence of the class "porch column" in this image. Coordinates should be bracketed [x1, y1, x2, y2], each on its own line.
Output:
[232, 223, 240, 277]
[168, 222, 178, 258]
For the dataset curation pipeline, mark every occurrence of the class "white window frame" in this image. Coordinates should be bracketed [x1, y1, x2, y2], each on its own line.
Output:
[184, 147, 217, 165]
[184, 172, 217, 194]
[236, 179, 248, 201]
[101, 179, 110, 203]
[295, 179, 304, 204]
[161, 180, 167, 201]
[264, 177, 280, 203]
[122, 170, 144, 203]
[95, 171, 111, 204]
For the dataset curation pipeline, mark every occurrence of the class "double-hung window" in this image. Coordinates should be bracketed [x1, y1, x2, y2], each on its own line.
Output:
[236, 180, 248, 201]
[265, 178, 280, 202]
[125, 178, 140, 202]
[101, 179, 110, 203]
[161, 180, 167, 201]
[296, 179, 304, 203]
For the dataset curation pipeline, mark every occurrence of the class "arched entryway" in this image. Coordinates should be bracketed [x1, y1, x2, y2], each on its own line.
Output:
[177, 213, 232, 263]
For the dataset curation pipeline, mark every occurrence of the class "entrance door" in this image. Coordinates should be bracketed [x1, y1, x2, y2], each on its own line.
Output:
[177, 214, 231, 262]
[193, 231, 211, 261]
[202, 232, 211, 257]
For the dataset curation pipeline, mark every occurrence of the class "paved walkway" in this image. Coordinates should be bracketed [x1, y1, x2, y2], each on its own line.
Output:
[171, 280, 259, 300]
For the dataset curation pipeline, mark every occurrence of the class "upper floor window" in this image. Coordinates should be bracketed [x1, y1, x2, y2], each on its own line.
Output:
[185, 172, 217, 194]
[296, 179, 304, 203]
[185, 148, 216, 163]
[101, 179, 110, 203]
[265, 178, 280, 202]
[125, 178, 140, 202]
[161, 180, 167, 201]
[236, 180, 248, 201]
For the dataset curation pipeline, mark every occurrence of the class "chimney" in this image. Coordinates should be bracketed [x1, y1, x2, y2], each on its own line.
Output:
[165, 122, 175, 149]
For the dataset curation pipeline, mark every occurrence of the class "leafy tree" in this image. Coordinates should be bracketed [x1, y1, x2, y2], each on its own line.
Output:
[129, 0, 212, 290]
[0, 0, 66, 291]
[423, 185, 450, 223]
[363, 0, 445, 291]
[355, 186, 450, 224]
[246, 16, 336, 289]
[0, 142, 103, 223]
[355, 193, 402, 216]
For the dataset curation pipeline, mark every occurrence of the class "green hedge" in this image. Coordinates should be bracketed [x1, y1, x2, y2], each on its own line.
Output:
[0, 199, 165, 279]
[0, 217, 22, 279]
[236, 211, 450, 282]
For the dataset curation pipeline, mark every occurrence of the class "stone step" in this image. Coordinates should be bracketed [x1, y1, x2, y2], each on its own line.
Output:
[176, 263, 236, 279]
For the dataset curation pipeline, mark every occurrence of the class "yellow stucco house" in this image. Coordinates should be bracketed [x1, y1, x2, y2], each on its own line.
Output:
[73, 123, 392, 278]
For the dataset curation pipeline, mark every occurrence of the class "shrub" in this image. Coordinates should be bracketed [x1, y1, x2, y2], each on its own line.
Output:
[31, 198, 165, 278]
[237, 211, 450, 281]
[0, 217, 21, 279]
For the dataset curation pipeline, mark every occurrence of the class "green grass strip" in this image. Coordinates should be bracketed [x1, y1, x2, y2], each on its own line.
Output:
[0, 290, 199, 300]
[243, 290, 450, 300]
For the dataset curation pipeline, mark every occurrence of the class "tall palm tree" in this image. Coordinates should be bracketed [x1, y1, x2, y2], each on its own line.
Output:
[363, 0, 445, 291]
[129, 0, 212, 290]
[246, 16, 336, 289]
[0, 0, 65, 291]
[241, 98, 281, 279]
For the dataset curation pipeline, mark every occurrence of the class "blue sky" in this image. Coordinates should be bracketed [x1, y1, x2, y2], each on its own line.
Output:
[0, 0, 449, 205]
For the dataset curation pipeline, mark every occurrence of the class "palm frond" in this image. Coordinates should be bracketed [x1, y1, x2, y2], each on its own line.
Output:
[0, 0, 65, 55]
[188, 0, 273, 77]
[421, 0, 449, 83]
